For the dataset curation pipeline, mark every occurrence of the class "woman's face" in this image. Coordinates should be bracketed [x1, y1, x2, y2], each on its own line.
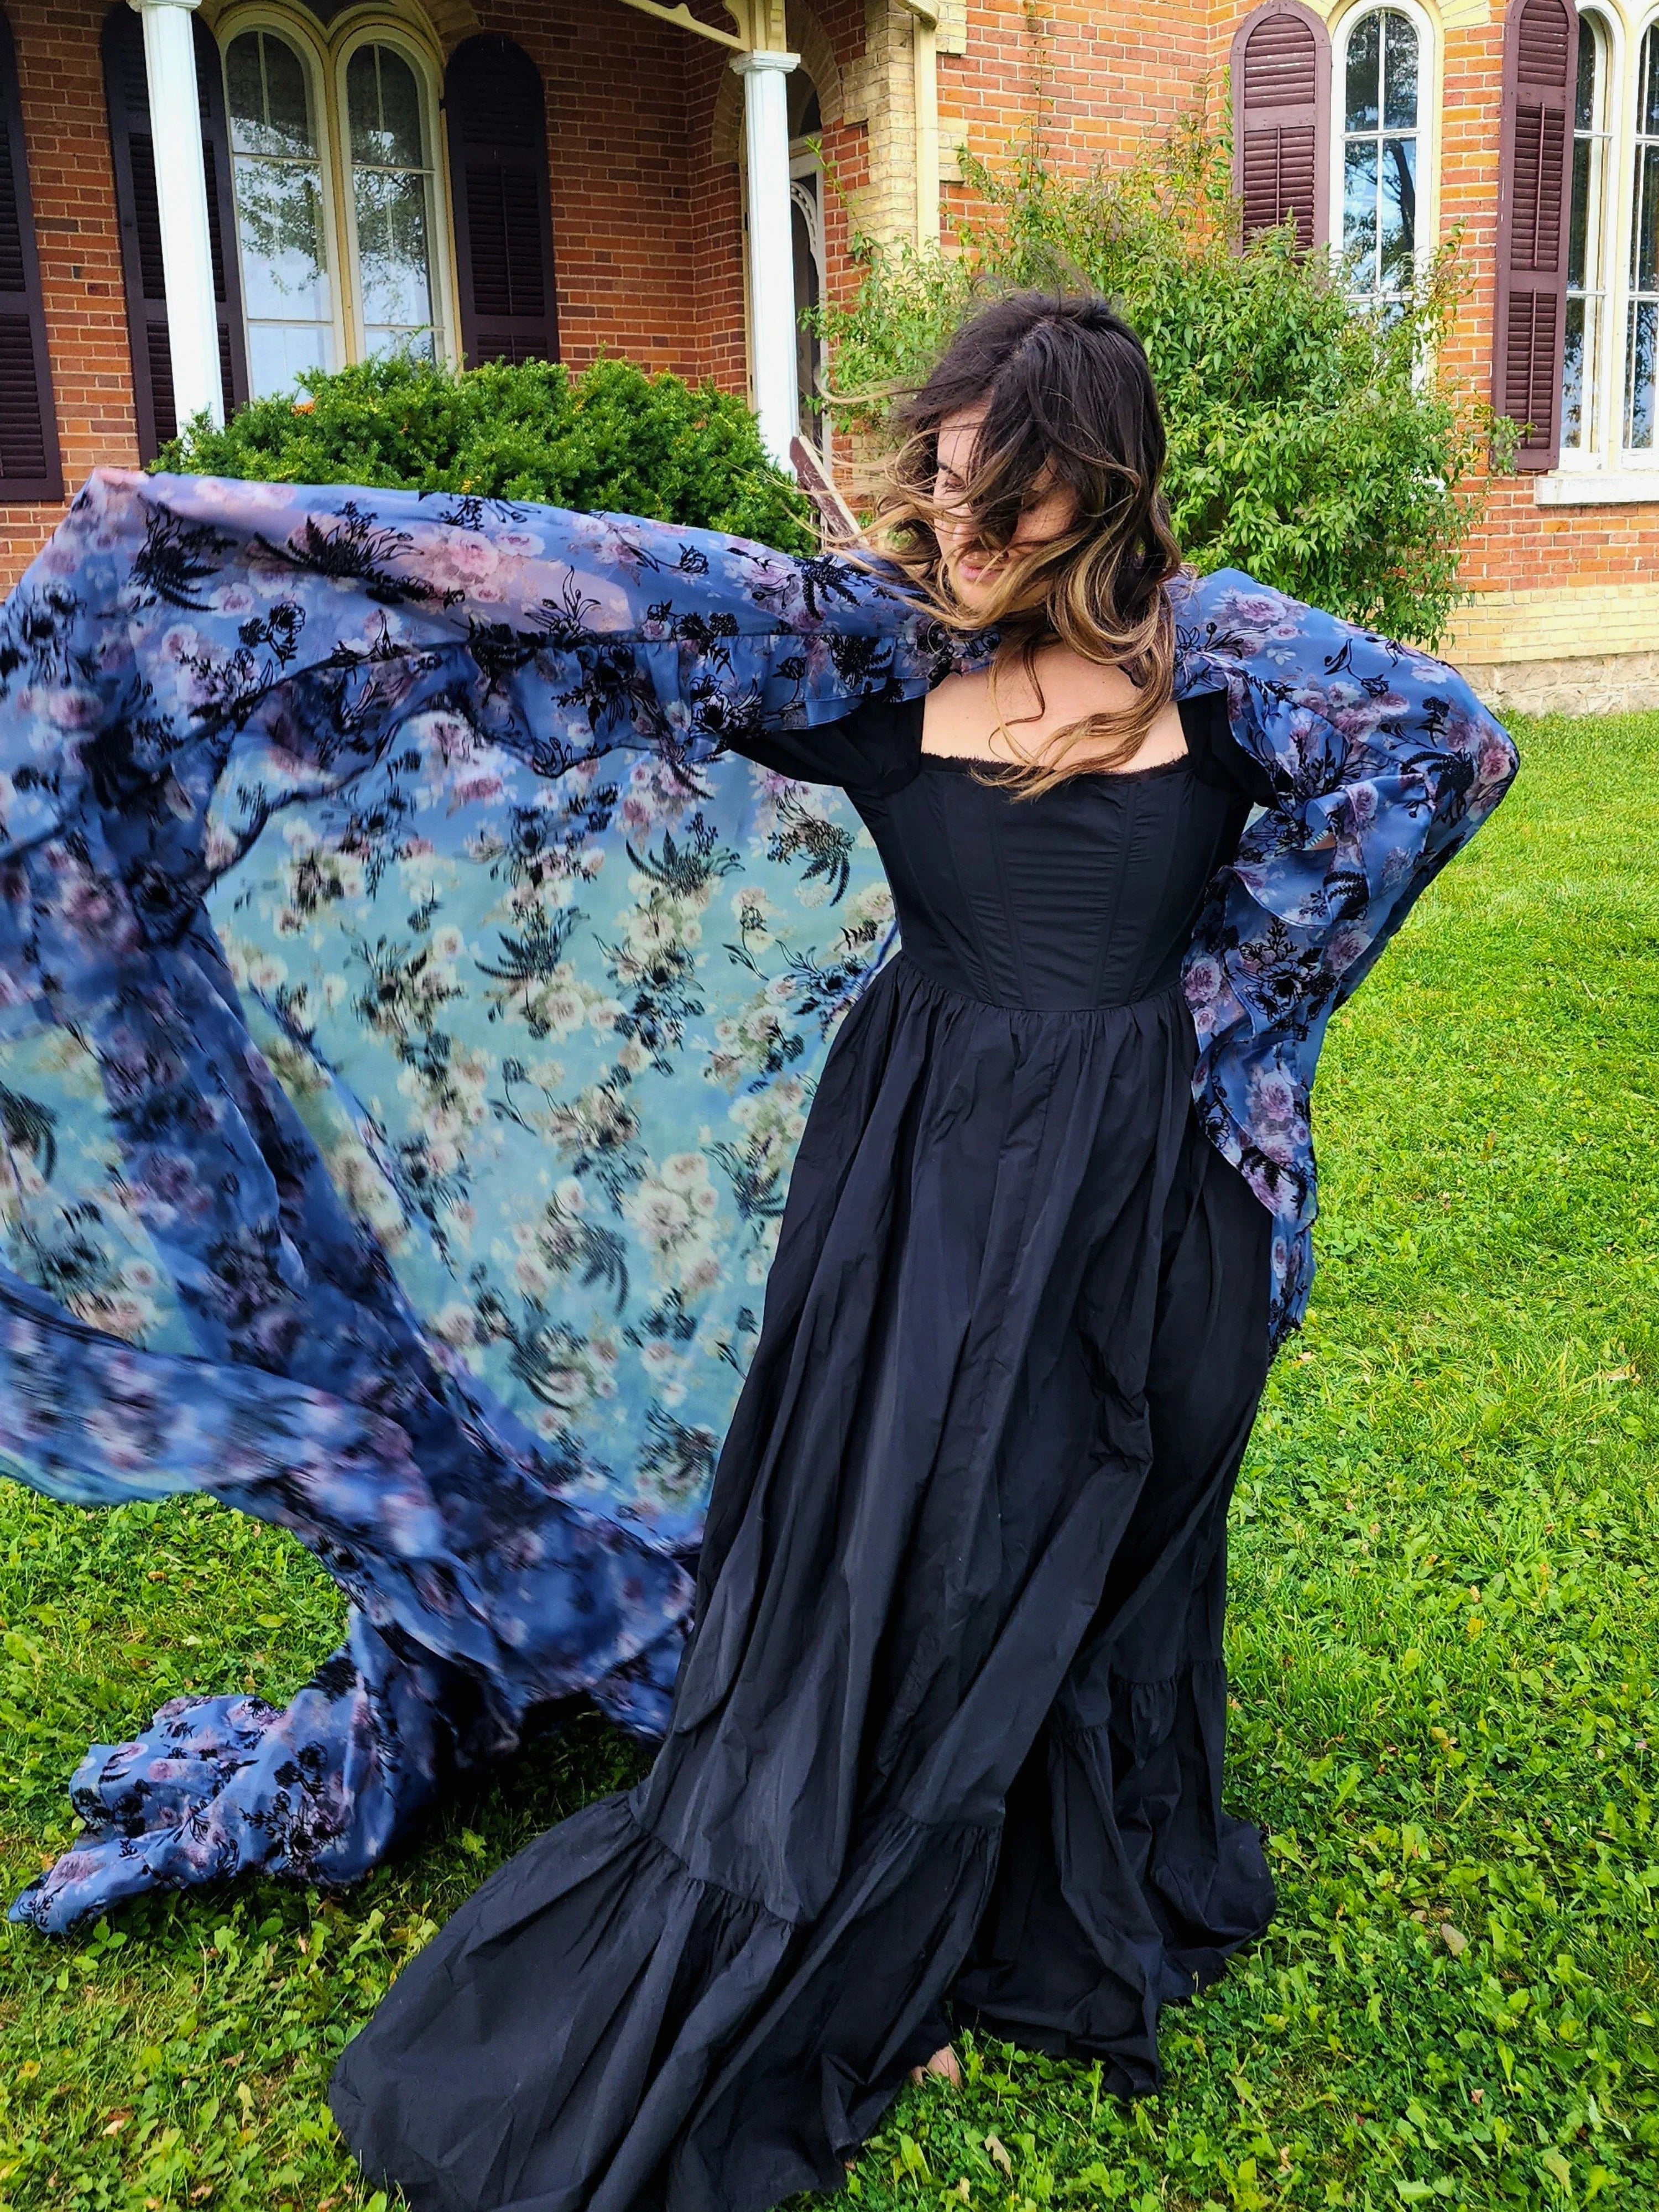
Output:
[932, 405, 1076, 615]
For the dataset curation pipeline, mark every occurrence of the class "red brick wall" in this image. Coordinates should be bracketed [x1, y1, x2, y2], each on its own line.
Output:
[684, 25, 747, 399]
[488, 0, 703, 380]
[941, 0, 1214, 229]
[0, 1, 139, 588]
[1209, 0, 1659, 608]
[4, 0, 1656, 612]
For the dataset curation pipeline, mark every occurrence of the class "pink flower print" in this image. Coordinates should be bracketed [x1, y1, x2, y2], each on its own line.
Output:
[58, 871, 126, 945]
[1476, 730, 1517, 793]
[45, 688, 102, 731]
[428, 531, 502, 598]
[1245, 1065, 1308, 1167]
[1326, 924, 1370, 973]
[451, 770, 506, 811]
[1343, 780, 1380, 831]
[1182, 952, 1224, 1012]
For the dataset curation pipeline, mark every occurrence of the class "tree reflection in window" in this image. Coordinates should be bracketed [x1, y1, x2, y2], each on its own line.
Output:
[225, 27, 335, 395]
[1563, 12, 1611, 452]
[1627, 24, 1659, 449]
[346, 43, 437, 362]
[1342, 7, 1420, 309]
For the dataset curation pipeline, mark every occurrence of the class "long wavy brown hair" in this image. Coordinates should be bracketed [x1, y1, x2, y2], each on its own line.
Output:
[858, 293, 1185, 795]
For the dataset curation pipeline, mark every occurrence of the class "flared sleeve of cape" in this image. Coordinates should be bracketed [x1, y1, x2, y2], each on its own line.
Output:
[1172, 568, 1520, 1341]
[0, 471, 952, 1931]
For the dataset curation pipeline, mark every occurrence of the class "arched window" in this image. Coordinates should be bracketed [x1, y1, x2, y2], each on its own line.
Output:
[216, 6, 453, 399]
[1335, 4, 1428, 308]
[1543, 5, 1659, 476]
[1562, 10, 1614, 454]
[1630, 21, 1659, 450]
[224, 24, 335, 392]
[341, 36, 440, 364]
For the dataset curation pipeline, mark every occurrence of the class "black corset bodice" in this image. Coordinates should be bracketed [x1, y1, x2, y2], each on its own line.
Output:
[731, 689, 1266, 1014]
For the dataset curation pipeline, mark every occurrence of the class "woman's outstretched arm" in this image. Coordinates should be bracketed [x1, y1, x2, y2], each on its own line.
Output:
[1173, 569, 1520, 1339]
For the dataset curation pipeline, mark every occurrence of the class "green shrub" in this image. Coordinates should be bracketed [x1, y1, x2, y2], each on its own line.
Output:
[817, 122, 1509, 646]
[158, 353, 818, 555]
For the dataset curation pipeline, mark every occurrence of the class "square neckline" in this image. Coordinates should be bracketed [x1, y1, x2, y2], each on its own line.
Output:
[915, 750, 1192, 782]
[914, 687, 1224, 782]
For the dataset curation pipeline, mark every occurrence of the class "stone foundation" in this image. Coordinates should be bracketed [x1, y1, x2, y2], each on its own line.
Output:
[1459, 653, 1659, 718]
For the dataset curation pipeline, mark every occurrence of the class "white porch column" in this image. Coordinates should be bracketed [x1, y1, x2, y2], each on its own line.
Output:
[732, 48, 799, 468]
[128, 0, 224, 429]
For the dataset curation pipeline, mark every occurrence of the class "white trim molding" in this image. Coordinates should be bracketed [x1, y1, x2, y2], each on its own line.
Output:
[732, 48, 800, 467]
[1534, 467, 1659, 502]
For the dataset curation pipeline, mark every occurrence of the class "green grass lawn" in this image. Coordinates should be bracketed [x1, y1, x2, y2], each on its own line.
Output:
[0, 709, 1655, 2212]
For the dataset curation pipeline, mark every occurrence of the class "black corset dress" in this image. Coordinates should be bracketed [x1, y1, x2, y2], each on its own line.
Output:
[331, 688, 1281, 2212]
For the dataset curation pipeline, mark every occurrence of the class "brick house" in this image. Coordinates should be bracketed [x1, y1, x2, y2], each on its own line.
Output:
[0, 0, 1652, 707]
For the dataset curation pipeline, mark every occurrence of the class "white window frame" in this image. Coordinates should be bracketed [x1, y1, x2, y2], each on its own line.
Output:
[1538, 2, 1659, 500]
[1626, 10, 1659, 461]
[331, 19, 458, 370]
[218, 8, 349, 387]
[1327, 0, 1442, 311]
[1561, 5, 1620, 460]
[215, 1, 459, 393]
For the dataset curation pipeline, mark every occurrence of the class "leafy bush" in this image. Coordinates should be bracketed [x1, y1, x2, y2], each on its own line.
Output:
[159, 353, 818, 554]
[818, 123, 1506, 646]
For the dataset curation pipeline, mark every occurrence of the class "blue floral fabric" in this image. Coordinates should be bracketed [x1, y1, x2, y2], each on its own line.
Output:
[0, 471, 1516, 1931]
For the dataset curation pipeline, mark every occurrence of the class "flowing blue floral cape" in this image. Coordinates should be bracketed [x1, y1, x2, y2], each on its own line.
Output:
[0, 471, 1516, 1930]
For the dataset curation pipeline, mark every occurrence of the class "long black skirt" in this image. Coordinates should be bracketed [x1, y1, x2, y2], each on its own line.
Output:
[329, 957, 1277, 2212]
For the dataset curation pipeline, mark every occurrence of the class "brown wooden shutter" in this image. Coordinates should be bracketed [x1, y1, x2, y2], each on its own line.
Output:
[0, 7, 62, 502]
[445, 36, 559, 368]
[1230, 0, 1331, 251]
[1493, 0, 1579, 469]
[102, 4, 247, 461]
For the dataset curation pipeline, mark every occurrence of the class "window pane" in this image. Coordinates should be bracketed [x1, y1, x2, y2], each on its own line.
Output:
[1344, 138, 1379, 275]
[1563, 15, 1608, 451]
[1623, 30, 1658, 450]
[1561, 295, 1589, 446]
[346, 44, 437, 356]
[1345, 11, 1381, 132]
[1380, 135, 1417, 287]
[227, 28, 314, 159]
[225, 29, 335, 398]
[1383, 11, 1418, 131]
[1575, 16, 1600, 132]
[1626, 299, 1656, 448]
[247, 321, 332, 395]
[1635, 140, 1659, 295]
[348, 44, 425, 169]
[1568, 132, 1593, 289]
[234, 163, 330, 321]
[356, 169, 434, 337]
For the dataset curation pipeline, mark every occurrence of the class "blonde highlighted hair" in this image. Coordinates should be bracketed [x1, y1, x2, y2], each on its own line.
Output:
[857, 293, 1184, 796]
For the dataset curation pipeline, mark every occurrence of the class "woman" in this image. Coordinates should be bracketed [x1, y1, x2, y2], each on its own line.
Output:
[326, 296, 1517, 2210]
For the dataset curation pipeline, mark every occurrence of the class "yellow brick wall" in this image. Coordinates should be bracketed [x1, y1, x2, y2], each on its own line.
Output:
[1444, 582, 1659, 666]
